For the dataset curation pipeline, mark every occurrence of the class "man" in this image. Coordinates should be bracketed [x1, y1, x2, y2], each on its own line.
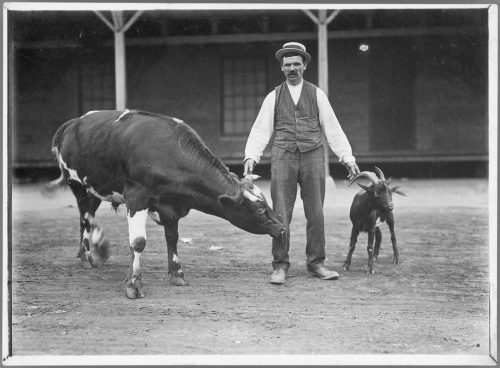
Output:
[243, 42, 360, 285]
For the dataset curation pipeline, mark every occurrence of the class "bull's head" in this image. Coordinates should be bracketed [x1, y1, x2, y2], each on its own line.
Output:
[217, 175, 285, 238]
[349, 166, 406, 211]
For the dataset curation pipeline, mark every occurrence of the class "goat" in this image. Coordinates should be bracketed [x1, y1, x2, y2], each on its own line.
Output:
[343, 167, 406, 274]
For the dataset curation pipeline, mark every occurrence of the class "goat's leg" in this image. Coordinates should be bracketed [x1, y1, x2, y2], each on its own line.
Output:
[343, 227, 359, 271]
[367, 229, 375, 274]
[386, 213, 399, 264]
[373, 226, 382, 261]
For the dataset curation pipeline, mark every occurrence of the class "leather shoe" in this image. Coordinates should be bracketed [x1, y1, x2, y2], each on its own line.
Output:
[308, 266, 339, 280]
[270, 268, 286, 284]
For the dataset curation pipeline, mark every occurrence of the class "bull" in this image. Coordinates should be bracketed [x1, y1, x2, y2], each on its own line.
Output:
[50, 109, 285, 298]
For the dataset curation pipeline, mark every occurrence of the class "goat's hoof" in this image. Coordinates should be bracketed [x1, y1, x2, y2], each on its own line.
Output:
[367, 269, 375, 275]
[342, 264, 350, 271]
[393, 258, 399, 264]
[373, 256, 378, 262]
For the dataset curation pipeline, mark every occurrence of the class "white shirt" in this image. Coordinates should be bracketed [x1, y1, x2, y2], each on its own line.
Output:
[244, 80, 356, 164]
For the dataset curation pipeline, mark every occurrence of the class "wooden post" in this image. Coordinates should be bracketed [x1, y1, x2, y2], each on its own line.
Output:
[114, 34, 126, 109]
[94, 10, 144, 111]
[113, 11, 126, 110]
[303, 9, 341, 187]
[317, 10, 331, 183]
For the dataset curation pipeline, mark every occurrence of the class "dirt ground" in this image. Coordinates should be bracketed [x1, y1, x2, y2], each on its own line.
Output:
[7, 178, 494, 364]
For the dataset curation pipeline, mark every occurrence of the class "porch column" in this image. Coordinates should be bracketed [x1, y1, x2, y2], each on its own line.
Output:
[303, 9, 341, 185]
[94, 10, 143, 110]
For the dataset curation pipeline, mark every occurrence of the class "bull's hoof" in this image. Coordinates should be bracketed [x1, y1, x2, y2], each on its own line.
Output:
[367, 269, 375, 275]
[393, 258, 399, 264]
[373, 255, 378, 262]
[88, 240, 111, 268]
[170, 275, 188, 286]
[342, 263, 350, 271]
[125, 278, 144, 299]
[126, 286, 145, 299]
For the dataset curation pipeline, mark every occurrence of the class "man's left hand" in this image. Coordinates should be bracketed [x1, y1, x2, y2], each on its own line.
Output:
[344, 162, 360, 181]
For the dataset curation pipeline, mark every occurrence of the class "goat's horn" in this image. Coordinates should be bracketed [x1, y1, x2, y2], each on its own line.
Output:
[373, 166, 386, 182]
[348, 171, 379, 187]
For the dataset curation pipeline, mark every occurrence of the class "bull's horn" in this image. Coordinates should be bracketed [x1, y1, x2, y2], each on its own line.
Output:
[348, 171, 379, 187]
[244, 174, 261, 181]
[374, 166, 386, 182]
[243, 190, 260, 202]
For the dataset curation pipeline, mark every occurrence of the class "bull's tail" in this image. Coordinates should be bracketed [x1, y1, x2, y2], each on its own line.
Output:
[42, 146, 66, 194]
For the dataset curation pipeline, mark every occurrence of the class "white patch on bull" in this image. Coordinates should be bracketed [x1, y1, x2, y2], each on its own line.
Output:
[87, 186, 125, 204]
[83, 229, 91, 241]
[127, 209, 148, 244]
[91, 226, 103, 244]
[51, 146, 59, 157]
[84, 213, 94, 223]
[172, 117, 184, 124]
[58, 153, 83, 184]
[132, 251, 141, 280]
[375, 218, 381, 227]
[173, 254, 179, 264]
[147, 211, 161, 224]
[115, 109, 131, 122]
[81, 110, 99, 118]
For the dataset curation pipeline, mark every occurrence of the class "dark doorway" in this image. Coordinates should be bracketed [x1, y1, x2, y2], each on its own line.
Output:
[369, 37, 416, 151]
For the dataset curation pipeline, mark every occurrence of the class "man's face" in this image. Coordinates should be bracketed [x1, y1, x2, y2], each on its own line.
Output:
[281, 55, 307, 85]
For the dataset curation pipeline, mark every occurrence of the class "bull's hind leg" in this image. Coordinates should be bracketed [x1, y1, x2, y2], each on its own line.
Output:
[163, 220, 187, 286]
[125, 209, 148, 299]
[68, 181, 108, 267]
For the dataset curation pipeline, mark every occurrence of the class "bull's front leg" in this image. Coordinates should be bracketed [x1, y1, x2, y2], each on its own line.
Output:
[367, 229, 375, 274]
[163, 220, 187, 286]
[125, 209, 149, 299]
[343, 227, 359, 271]
[386, 213, 399, 264]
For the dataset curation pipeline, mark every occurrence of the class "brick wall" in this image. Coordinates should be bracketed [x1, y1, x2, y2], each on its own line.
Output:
[12, 33, 488, 168]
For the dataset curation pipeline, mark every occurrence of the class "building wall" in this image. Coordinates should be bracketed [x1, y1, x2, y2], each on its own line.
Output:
[11, 31, 488, 167]
[12, 48, 81, 166]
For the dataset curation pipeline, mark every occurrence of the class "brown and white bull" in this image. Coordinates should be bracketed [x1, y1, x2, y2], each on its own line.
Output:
[50, 109, 285, 298]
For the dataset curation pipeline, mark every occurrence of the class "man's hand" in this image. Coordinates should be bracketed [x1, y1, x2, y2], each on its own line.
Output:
[243, 158, 256, 176]
[344, 161, 360, 181]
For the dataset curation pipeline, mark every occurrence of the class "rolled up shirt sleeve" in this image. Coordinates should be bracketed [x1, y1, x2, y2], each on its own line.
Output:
[317, 88, 356, 164]
[244, 91, 276, 164]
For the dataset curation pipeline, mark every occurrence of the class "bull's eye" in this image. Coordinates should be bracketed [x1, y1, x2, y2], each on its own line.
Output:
[257, 208, 266, 216]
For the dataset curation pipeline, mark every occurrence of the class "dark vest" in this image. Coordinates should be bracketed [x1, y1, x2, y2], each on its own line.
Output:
[273, 80, 323, 153]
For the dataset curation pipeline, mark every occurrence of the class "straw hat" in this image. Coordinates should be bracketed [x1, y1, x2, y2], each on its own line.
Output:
[275, 42, 311, 63]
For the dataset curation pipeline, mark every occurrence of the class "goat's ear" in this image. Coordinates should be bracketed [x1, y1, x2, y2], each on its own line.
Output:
[357, 183, 371, 192]
[391, 186, 406, 196]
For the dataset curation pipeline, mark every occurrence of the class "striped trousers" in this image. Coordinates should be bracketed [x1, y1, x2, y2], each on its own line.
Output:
[270, 144, 326, 271]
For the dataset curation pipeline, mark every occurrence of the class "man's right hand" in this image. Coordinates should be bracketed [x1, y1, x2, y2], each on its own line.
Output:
[243, 158, 256, 176]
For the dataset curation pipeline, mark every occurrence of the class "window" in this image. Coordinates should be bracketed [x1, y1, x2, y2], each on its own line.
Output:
[79, 62, 115, 113]
[222, 58, 267, 136]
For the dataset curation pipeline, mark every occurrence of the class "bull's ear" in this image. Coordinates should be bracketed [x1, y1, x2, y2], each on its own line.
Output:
[391, 186, 406, 196]
[217, 194, 240, 208]
[357, 183, 371, 192]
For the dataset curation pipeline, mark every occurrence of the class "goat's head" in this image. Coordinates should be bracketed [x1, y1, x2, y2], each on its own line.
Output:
[349, 166, 406, 211]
